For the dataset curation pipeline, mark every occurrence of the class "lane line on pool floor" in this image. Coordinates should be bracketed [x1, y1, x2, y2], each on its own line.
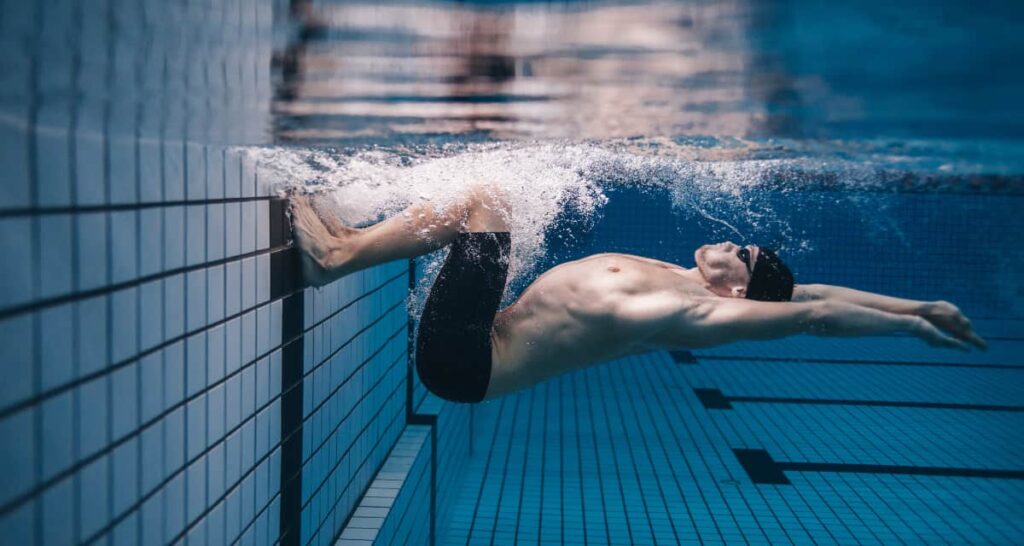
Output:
[732, 448, 1024, 485]
[692, 388, 1024, 412]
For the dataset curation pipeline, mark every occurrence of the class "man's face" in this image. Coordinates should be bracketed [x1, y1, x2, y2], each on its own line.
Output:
[694, 241, 759, 298]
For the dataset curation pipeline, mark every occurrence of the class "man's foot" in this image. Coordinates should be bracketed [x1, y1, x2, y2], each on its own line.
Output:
[289, 193, 355, 288]
[309, 194, 359, 239]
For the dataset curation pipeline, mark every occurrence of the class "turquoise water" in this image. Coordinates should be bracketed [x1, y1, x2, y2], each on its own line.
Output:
[1, 0, 1021, 545]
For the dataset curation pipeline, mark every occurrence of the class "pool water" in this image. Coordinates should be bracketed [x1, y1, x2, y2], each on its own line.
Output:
[279, 2, 1022, 544]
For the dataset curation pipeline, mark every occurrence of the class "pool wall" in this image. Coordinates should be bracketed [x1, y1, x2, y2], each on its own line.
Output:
[0, 1, 452, 545]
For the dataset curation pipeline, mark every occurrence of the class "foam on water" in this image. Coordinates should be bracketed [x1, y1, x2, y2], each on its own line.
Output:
[242, 139, 1011, 310]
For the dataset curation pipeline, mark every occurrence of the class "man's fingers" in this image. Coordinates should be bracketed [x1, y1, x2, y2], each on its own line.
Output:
[966, 331, 988, 350]
[921, 321, 971, 351]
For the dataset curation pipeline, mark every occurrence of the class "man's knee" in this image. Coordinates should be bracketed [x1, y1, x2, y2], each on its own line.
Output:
[463, 183, 509, 231]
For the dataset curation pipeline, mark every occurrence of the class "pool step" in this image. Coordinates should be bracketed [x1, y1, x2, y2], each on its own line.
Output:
[336, 424, 433, 546]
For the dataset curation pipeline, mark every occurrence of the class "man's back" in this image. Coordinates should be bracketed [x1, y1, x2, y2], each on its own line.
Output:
[487, 253, 711, 399]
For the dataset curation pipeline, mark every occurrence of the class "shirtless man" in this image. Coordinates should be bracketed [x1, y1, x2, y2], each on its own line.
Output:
[288, 186, 987, 404]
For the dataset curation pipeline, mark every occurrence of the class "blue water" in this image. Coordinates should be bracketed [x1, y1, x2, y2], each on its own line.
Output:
[1, 0, 1022, 545]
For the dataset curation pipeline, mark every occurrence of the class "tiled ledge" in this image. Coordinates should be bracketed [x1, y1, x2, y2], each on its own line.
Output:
[336, 425, 432, 545]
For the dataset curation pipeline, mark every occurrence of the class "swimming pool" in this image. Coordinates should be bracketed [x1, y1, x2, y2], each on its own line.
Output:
[0, 0, 1021, 545]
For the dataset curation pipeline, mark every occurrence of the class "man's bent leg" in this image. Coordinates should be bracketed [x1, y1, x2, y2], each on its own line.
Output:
[291, 184, 510, 286]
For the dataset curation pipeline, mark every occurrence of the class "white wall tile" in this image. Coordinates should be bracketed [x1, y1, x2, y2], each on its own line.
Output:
[74, 129, 106, 206]
[225, 317, 241, 377]
[225, 203, 241, 257]
[139, 424, 162, 495]
[207, 323, 225, 386]
[224, 149, 241, 199]
[186, 456, 208, 525]
[164, 409, 186, 479]
[187, 269, 207, 332]
[257, 252, 270, 305]
[41, 476, 74, 545]
[164, 340, 185, 413]
[139, 279, 163, 351]
[109, 136, 138, 205]
[242, 257, 256, 311]
[77, 454, 110, 539]
[112, 512, 138, 546]
[40, 391, 73, 481]
[225, 261, 241, 317]
[139, 208, 163, 277]
[0, 409, 35, 507]
[186, 331, 207, 397]
[139, 139, 163, 203]
[186, 142, 206, 200]
[34, 110, 72, 207]
[110, 210, 138, 284]
[39, 303, 73, 390]
[186, 204, 207, 266]
[208, 384, 225, 446]
[164, 141, 185, 202]
[241, 310, 256, 367]
[139, 352, 162, 423]
[0, 313, 34, 408]
[111, 287, 138, 363]
[207, 265, 225, 324]
[76, 295, 108, 377]
[111, 439, 139, 517]
[0, 121, 31, 209]
[164, 206, 186, 271]
[241, 201, 256, 254]
[164, 273, 185, 341]
[207, 146, 225, 199]
[207, 203, 225, 261]
[256, 200, 269, 250]
[162, 473, 185, 544]
[37, 214, 73, 298]
[0, 217, 34, 308]
[186, 395, 207, 461]
[77, 375, 108, 458]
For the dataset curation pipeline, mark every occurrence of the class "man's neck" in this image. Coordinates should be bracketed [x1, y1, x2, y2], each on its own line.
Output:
[677, 267, 707, 286]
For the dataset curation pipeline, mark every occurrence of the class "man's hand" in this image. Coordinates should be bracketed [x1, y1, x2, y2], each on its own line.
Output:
[920, 301, 987, 350]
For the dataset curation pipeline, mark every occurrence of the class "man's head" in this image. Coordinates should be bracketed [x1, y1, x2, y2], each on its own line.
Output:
[694, 242, 794, 301]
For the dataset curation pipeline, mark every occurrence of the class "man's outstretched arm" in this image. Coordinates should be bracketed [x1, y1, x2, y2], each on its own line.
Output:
[678, 298, 975, 351]
[792, 284, 986, 349]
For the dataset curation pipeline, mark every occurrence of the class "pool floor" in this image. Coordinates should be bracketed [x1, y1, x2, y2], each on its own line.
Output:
[444, 322, 1023, 545]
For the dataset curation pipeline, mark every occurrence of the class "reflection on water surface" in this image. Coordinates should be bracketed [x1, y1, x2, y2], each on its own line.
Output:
[273, 1, 1024, 147]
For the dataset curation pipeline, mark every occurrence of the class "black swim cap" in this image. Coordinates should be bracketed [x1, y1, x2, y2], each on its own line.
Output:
[746, 248, 794, 302]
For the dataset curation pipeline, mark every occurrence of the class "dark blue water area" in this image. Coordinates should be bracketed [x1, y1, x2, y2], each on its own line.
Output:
[277, 0, 1024, 148]
[283, 0, 1024, 320]
[732, 0, 1024, 141]
[529, 184, 1024, 319]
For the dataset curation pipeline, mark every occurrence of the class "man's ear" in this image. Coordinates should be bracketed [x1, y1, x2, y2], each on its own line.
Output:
[730, 285, 746, 298]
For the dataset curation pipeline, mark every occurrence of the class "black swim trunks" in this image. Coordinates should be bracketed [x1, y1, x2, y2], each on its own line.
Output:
[415, 232, 511, 403]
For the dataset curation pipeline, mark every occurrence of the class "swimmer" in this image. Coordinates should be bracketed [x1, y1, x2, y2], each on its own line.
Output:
[289, 187, 987, 404]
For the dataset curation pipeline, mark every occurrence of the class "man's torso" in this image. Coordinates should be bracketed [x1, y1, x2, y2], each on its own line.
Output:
[485, 253, 713, 398]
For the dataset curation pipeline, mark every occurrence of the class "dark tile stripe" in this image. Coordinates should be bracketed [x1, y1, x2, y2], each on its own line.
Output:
[695, 388, 1023, 413]
[694, 354, 1024, 370]
[669, 350, 698, 364]
[694, 388, 733, 410]
[734, 449, 1024, 484]
[733, 449, 791, 485]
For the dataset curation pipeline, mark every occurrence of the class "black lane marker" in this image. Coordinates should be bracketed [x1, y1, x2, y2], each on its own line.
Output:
[733, 449, 1024, 484]
[694, 354, 1024, 370]
[693, 388, 732, 409]
[272, 197, 306, 546]
[733, 449, 791, 484]
[669, 350, 697, 364]
[694, 388, 1023, 413]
